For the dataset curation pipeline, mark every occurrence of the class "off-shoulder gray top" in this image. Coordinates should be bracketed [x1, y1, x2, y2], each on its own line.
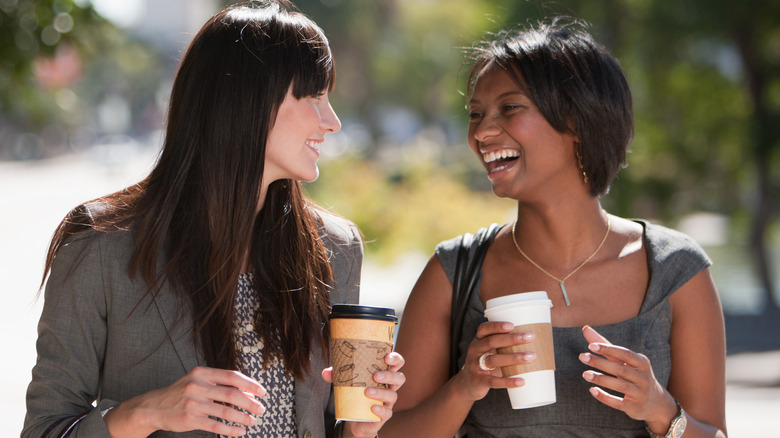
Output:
[435, 220, 711, 437]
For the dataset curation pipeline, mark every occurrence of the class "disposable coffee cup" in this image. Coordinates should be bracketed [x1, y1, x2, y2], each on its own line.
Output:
[329, 304, 398, 422]
[484, 291, 555, 409]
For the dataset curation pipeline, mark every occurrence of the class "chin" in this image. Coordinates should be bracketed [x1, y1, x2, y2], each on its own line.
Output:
[490, 185, 512, 199]
[301, 168, 320, 183]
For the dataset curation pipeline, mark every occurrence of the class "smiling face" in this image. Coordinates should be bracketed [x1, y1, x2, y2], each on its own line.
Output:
[263, 85, 341, 186]
[467, 64, 579, 200]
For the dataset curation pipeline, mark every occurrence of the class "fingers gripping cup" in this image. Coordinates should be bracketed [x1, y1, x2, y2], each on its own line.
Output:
[329, 304, 398, 422]
[484, 291, 556, 409]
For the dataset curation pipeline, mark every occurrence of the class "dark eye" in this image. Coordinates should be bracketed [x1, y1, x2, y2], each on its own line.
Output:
[468, 111, 483, 120]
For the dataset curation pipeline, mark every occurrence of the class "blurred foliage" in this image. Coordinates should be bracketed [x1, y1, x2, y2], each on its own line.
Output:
[307, 154, 514, 263]
[0, 0, 164, 159]
[293, 0, 779, 248]
[2, 0, 778, 279]
[1, 1, 100, 125]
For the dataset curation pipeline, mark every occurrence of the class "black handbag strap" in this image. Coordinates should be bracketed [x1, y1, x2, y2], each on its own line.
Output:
[449, 223, 501, 377]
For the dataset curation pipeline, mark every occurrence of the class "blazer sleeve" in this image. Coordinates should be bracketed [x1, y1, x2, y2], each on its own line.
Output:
[23, 231, 118, 437]
[319, 211, 363, 306]
[305, 210, 364, 438]
[329, 219, 362, 438]
[337, 220, 362, 305]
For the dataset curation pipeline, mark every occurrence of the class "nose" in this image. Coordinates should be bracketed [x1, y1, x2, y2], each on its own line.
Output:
[321, 99, 341, 134]
[472, 115, 501, 143]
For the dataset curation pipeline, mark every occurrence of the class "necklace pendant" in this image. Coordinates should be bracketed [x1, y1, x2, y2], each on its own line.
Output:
[560, 282, 571, 306]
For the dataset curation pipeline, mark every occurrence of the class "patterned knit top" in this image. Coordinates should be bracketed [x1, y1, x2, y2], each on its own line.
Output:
[220, 273, 297, 437]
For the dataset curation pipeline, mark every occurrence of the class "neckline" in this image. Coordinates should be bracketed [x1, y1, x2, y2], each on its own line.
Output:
[473, 219, 656, 328]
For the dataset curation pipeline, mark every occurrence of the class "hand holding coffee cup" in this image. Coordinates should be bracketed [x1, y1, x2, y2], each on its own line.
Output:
[329, 304, 398, 422]
[483, 291, 556, 409]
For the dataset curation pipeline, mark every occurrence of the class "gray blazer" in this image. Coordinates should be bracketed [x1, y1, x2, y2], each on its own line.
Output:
[23, 210, 363, 438]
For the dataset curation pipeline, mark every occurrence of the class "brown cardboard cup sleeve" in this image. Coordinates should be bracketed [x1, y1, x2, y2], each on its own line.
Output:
[497, 323, 555, 377]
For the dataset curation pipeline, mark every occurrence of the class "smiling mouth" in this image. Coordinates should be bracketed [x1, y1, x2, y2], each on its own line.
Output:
[305, 140, 322, 153]
[482, 149, 520, 174]
[483, 149, 520, 163]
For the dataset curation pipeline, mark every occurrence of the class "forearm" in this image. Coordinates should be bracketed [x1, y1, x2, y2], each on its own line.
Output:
[679, 417, 727, 438]
[644, 396, 726, 438]
[381, 375, 475, 438]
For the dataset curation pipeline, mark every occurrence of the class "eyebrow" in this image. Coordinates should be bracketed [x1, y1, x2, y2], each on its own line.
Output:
[468, 90, 529, 106]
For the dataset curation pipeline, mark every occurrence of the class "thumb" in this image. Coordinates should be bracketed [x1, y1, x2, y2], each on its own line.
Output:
[582, 325, 612, 346]
[321, 367, 334, 383]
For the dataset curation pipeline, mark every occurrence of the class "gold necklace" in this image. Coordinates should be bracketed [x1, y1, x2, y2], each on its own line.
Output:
[511, 217, 611, 306]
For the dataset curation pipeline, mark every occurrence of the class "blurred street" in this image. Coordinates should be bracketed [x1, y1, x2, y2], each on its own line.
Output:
[2, 150, 779, 436]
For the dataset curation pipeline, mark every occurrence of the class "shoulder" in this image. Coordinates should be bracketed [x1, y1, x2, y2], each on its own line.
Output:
[638, 219, 711, 267]
[435, 224, 502, 256]
[636, 219, 713, 299]
[55, 199, 135, 254]
[51, 227, 136, 282]
[312, 208, 362, 246]
[434, 224, 503, 280]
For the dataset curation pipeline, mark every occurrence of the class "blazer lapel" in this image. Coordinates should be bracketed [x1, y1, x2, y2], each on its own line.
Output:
[150, 285, 203, 373]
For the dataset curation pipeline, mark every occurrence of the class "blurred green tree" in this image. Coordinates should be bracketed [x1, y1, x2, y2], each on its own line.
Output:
[0, 0, 164, 159]
[1, 1, 104, 131]
[295, 0, 779, 307]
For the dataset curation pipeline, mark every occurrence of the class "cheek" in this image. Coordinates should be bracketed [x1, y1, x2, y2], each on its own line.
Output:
[466, 128, 479, 153]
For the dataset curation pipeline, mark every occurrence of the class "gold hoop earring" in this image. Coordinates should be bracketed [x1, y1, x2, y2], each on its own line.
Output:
[576, 150, 588, 184]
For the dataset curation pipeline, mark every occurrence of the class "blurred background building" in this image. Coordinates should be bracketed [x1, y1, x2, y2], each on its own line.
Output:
[1, 0, 779, 435]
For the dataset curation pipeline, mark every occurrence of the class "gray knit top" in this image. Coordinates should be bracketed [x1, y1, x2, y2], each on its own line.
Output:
[435, 220, 712, 437]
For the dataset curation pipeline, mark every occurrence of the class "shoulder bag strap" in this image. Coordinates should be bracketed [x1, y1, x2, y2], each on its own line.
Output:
[449, 223, 501, 377]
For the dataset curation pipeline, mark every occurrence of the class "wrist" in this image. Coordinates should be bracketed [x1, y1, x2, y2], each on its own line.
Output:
[104, 398, 155, 438]
[645, 394, 678, 434]
[449, 370, 481, 404]
[646, 397, 688, 438]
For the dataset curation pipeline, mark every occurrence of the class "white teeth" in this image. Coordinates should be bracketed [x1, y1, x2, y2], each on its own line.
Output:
[306, 140, 320, 151]
[482, 149, 520, 163]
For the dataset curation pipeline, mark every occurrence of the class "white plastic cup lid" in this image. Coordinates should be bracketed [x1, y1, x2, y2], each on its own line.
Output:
[485, 291, 552, 310]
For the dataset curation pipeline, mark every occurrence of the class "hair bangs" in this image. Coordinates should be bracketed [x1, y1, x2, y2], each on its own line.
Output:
[289, 19, 335, 98]
[224, 3, 334, 99]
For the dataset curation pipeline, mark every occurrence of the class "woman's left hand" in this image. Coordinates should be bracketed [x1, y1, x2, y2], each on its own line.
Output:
[322, 352, 406, 438]
[579, 325, 678, 429]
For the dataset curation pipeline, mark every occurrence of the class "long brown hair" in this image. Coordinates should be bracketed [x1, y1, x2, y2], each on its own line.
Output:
[42, 0, 336, 379]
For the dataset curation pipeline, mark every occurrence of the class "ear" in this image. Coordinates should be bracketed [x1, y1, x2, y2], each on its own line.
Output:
[565, 117, 580, 144]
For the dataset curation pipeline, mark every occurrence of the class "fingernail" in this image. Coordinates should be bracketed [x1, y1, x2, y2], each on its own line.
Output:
[503, 322, 515, 331]
[589, 386, 599, 397]
[522, 332, 535, 341]
[583, 370, 595, 381]
[374, 372, 384, 380]
[366, 388, 378, 396]
[580, 353, 591, 363]
[513, 377, 525, 387]
[589, 343, 601, 353]
[523, 352, 536, 361]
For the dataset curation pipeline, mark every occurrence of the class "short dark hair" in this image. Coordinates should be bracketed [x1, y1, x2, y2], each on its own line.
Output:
[466, 19, 633, 196]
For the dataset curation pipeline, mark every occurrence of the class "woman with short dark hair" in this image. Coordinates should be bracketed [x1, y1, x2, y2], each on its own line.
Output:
[385, 20, 726, 437]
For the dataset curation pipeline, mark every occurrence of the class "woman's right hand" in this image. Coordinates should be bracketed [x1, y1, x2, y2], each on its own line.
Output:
[104, 366, 266, 438]
[455, 320, 537, 401]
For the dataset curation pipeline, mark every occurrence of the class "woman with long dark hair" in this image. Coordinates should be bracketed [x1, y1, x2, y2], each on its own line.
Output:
[23, 2, 404, 437]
